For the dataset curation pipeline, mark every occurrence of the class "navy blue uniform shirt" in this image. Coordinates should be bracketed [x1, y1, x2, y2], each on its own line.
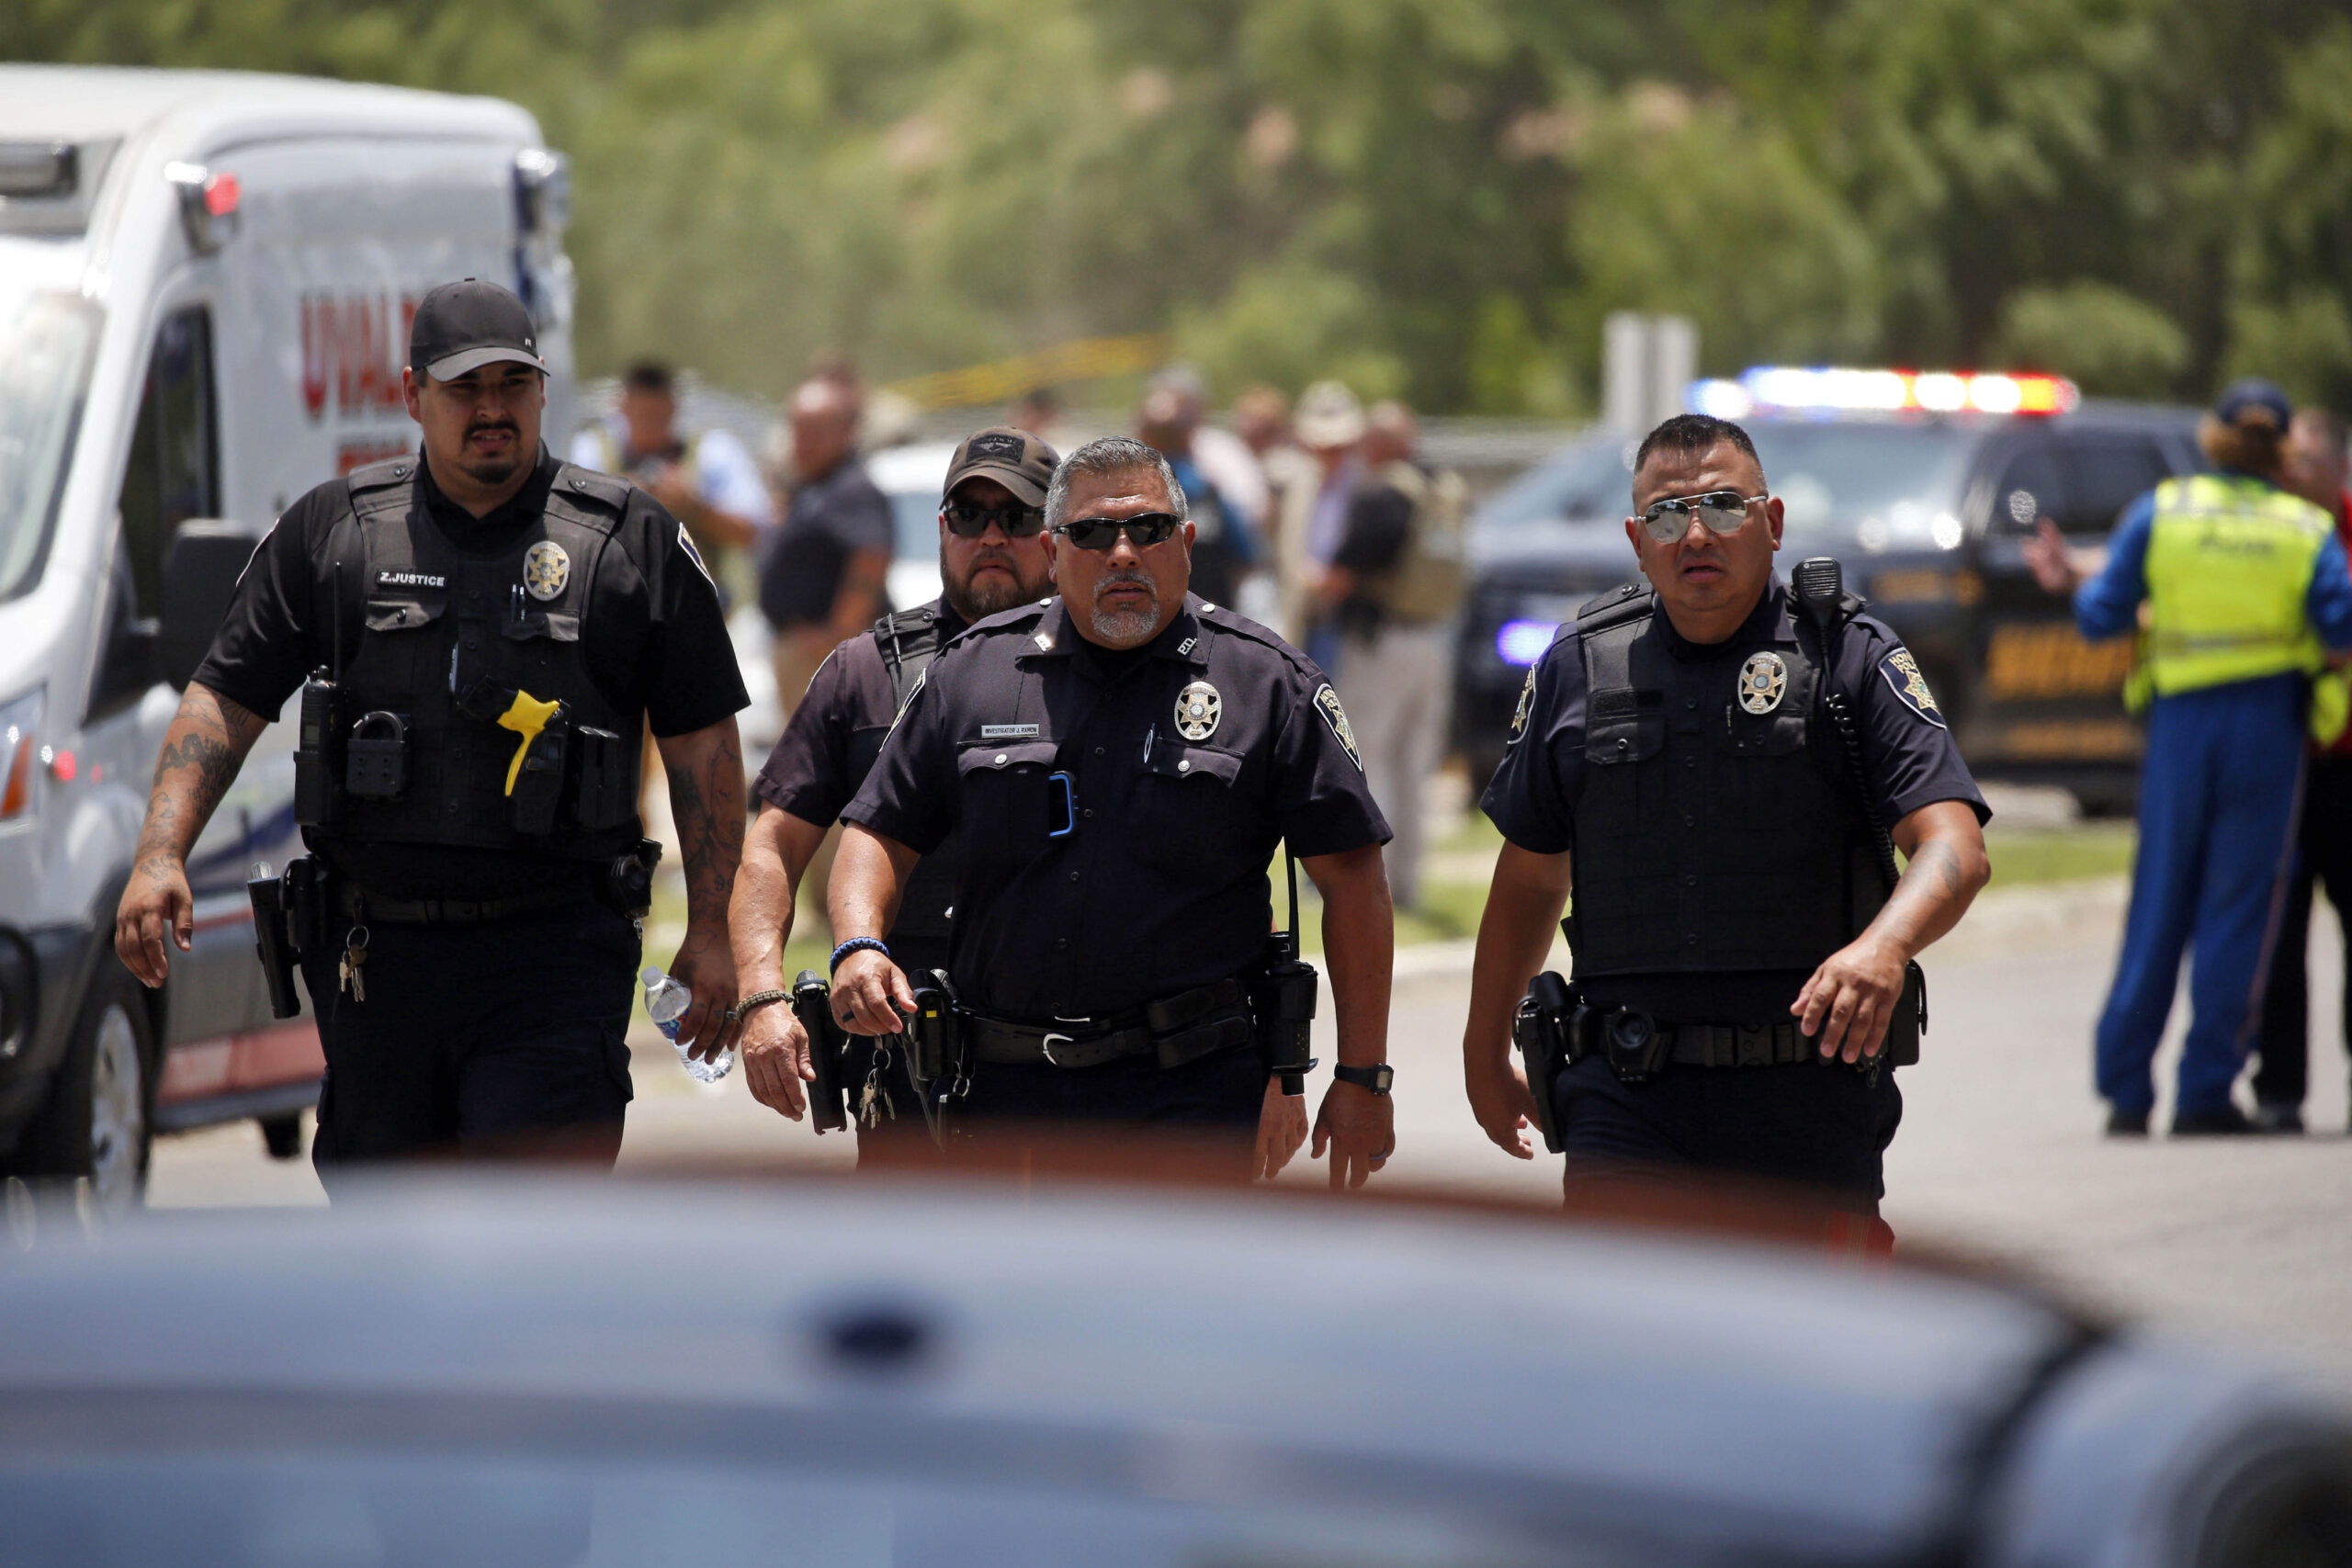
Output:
[753, 602, 967, 828]
[1482, 577, 1988, 1018]
[843, 594, 1389, 1021]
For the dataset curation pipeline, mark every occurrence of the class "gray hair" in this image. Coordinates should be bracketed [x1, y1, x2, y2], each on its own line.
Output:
[1043, 436, 1188, 533]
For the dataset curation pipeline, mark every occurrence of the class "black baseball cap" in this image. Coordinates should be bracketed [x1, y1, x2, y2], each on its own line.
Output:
[409, 278, 547, 381]
[943, 426, 1058, 507]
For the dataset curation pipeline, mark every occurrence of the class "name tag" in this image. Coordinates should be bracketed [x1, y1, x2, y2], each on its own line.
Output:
[980, 723, 1041, 740]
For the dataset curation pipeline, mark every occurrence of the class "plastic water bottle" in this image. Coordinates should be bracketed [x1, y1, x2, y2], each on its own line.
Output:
[641, 966, 734, 1085]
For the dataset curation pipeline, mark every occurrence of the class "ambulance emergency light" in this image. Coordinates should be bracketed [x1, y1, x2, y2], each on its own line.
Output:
[1688, 367, 2079, 421]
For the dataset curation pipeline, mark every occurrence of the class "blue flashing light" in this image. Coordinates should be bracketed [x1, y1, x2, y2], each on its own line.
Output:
[1496, 619, 1558, 667]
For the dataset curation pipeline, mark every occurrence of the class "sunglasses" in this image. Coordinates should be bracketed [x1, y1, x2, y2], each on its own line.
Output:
[1051, 513, 1184, 551]
[1635, 490, 1769, 543]
[942, 499, 1046, 538]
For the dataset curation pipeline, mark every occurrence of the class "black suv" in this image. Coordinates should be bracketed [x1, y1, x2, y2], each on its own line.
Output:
[1454, 391, 2202, 812]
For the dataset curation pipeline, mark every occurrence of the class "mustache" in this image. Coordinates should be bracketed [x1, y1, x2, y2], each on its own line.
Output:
[468, 418, 519, 435]
[1092, 571, 1154, 598]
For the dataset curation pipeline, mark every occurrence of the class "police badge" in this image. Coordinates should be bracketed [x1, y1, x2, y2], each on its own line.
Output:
[1175, 680, 1221, 741]
[1737, 650, 1787, 715]
[522, 540, 571, 602]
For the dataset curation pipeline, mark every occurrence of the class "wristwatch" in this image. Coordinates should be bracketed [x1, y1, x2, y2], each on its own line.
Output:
[1332, 1063, 1395, 1096]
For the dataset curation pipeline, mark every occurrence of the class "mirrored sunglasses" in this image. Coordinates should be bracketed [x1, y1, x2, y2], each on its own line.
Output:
[1636, 490, 1768, 543]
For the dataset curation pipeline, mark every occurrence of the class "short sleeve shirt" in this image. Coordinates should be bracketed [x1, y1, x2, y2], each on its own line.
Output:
[843, 595, 1390, 1021]
[753, 604, 966, 826]
[194, 446, 747, 738]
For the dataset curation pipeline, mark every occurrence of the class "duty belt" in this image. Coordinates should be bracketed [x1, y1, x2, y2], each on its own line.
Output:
[1620, 1020, 1813, 1069]
[334, 879, 591, 927]
[965, 978, 1252, 1071]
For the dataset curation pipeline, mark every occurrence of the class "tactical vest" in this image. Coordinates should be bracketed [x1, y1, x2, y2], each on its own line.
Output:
[310, 457, 644, 861]
[2140, 473, 2331, 698]
[870, 603, 961, 972]
[1568, 587, 1884, 996]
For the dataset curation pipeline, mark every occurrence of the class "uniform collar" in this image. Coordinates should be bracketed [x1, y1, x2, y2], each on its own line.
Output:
[1027, 597, 1209, 666]
[418, 444, 558, 534]
[1653, 576, 1789, 658]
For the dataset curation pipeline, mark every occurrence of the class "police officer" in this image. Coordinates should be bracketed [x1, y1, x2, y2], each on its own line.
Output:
[1462, 413, 1990, 1217]
[114, 279, 748, 1182]
[729, 427, 1060, 1160]
[2025, 381, 2352, 1135]
[829, 437, 1396, 1186]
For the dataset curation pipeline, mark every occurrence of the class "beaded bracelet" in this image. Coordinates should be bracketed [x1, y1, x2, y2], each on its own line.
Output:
[830, 937, 889, 976]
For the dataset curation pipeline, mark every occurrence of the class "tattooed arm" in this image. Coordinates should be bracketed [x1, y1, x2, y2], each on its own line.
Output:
[1793, 799, 1991, 1063]
[115, 682, 270, 987]
[654, 716, 747, 1058]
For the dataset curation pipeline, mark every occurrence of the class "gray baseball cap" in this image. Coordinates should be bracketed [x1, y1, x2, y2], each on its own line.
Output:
[409, 278, 548, 380]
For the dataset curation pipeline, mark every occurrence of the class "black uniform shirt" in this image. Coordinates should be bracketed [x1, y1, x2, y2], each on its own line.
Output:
[1482, 577, 1988, 1019]
[843, 594, 1389, 1021]
[193, 445, 747, 897]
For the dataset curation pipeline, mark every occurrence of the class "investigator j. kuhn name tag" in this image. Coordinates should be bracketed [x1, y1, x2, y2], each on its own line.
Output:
[980, 724, 1041, 740]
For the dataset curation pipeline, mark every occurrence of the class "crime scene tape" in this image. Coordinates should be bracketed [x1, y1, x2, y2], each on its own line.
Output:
[885, 333, 1171, 411]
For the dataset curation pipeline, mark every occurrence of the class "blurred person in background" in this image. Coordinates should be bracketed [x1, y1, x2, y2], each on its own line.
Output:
[2026, 381, 2352, 1136]
[1234, 384, 1307, 628]
[1137, 385, 1252, 609]
[1316, 400, 1466, 910]
[1009, 384, 1080, 452]
[1274, 381, 1366, 670]
[731, 428, 1060, 1160]
[1153, 365, 1270, 536]
[571, 361, 770, 593]
[2254, 408, 2352, 1133]
[759, 376, 894, 724]
[1464, 414, 1988, 1224]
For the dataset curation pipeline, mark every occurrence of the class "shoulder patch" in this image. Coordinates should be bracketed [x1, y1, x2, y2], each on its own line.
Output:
[1312, 683, 1364, 771]
[1878, 648, 1946, 728]
[673, 521, 716, 587]
[1508, 665, 1537, 744]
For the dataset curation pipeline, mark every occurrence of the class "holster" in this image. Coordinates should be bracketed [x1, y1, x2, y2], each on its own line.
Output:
[905, 969, 964, 1094]
[246, 857, 325, 1021]
[1250, 931, 1320, 1093]
[600, 839, 662, 919]
[1512, 971, 1575, 1154]
[791, 969, 854, 1134]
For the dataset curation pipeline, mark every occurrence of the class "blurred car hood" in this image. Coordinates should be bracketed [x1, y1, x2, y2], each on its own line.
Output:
[1, 1175, 2339, 1566]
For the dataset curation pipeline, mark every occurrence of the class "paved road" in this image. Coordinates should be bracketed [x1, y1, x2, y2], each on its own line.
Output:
[148, 874, 2352, 1393]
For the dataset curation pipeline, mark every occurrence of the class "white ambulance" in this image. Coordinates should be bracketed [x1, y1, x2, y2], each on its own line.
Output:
[0, 67, 576, 1209]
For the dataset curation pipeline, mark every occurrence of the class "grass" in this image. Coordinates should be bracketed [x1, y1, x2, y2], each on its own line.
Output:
[1981, 819, 2136, 887]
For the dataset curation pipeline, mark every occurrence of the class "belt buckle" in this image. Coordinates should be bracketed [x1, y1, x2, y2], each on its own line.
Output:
[1040, 1032, 1074, 1066]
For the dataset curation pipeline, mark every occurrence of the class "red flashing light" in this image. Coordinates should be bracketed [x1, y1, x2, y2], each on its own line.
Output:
[48, 749, 75, 783]
[203, 172, 240, 217]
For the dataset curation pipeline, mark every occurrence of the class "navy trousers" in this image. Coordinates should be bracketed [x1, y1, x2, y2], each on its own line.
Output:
[2097, 678, 2305, 1118]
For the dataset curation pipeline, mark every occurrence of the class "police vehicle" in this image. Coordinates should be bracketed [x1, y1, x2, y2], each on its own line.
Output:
[0, 68, 575, 1208]
[4, 1171, 2347, 1566]
[1455, 368, 2203, 811]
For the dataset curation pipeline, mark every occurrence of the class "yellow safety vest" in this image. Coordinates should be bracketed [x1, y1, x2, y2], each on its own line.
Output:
[2136, 474, 2333, 703]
